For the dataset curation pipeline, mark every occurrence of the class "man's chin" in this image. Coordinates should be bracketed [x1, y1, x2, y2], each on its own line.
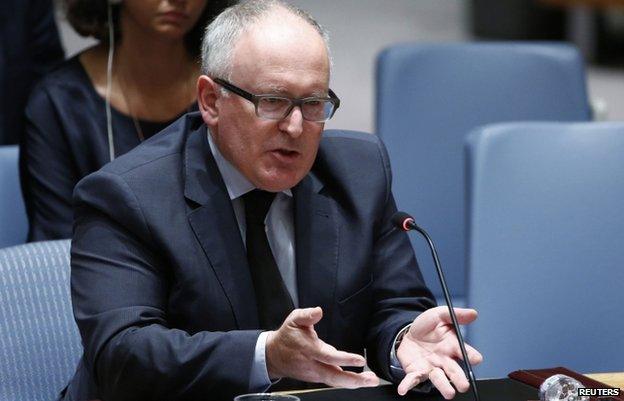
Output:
[253, 172, 305, 192]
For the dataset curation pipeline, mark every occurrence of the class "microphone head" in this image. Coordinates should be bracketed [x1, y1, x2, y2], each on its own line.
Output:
[391, 211, 416, 231]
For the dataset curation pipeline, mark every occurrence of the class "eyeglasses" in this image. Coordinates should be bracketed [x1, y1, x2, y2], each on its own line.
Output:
[213, 78, 340, 122]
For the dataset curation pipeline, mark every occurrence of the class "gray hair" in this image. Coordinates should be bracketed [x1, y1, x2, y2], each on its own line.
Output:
[201, 0, 332, 81]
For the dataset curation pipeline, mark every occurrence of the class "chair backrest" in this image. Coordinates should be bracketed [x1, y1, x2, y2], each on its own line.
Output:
[376, 43, 591, 301]
[0, 145, 28, 248]
[0, 240, 82, 401]
[465, 122, 624, 377]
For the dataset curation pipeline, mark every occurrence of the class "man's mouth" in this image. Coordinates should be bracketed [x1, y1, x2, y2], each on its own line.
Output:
[270, 148, 300, 162]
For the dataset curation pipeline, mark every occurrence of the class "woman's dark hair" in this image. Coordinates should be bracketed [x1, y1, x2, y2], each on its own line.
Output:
[64, 0, 234, 57]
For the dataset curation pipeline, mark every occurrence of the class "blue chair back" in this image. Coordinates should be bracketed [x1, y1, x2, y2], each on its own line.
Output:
[376, 43, 591, 302]
[465, 122, 624, 377]
[0, 240, 82, 401]
[0, 145, 28, 248]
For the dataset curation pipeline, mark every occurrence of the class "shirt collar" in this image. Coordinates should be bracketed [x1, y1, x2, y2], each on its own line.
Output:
[206, 129, 293, 200]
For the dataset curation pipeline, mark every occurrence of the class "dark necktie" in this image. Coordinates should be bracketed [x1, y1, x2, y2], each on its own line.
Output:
[243, 190, 295, 329]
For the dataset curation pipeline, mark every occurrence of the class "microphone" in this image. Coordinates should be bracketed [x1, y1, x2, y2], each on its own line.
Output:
[392, 211, 481, 401]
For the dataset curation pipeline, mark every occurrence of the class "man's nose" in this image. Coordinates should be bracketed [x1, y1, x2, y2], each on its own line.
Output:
[280, 106, 304, 137]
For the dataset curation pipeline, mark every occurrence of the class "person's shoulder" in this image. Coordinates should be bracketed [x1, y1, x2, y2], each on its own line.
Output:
[31, 53, 89, 91]
[73, 114, 202, 227]
[26, 52, 94, 113]
[100, 112, 203, 177]
[23, 55, 94, 127]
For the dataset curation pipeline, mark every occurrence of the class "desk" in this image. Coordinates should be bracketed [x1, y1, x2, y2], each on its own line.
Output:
[586, 372, 624, 390]
[283, 372, 624, 397]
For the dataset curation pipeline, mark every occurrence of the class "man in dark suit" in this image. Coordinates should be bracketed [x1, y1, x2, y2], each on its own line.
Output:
[66, 1, 482, 400]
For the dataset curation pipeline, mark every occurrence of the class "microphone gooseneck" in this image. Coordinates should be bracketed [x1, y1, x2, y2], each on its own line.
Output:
[392, 211, 481, 401]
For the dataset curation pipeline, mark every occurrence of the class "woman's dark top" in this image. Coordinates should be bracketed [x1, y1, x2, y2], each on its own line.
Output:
[20, 55, 196, 241]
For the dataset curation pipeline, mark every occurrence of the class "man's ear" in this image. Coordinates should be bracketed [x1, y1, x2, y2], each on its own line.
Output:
[197, 75, 220, 125]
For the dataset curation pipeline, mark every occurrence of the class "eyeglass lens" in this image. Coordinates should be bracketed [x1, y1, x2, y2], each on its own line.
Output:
[257, 97, 335, 122]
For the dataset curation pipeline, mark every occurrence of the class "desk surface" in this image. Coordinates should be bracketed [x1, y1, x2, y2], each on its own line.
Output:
[294, 378, 537, 401]
[284, 372, 624, 397]
[586, 372, 624, 390]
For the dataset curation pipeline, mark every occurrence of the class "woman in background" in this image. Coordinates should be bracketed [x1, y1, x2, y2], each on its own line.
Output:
[20, 0, 231, 241]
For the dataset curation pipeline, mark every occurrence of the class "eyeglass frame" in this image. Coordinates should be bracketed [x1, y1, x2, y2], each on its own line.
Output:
[213, 78, 341, 122]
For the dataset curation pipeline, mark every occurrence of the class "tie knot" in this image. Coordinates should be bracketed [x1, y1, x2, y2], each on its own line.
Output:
[243, 190, 276, 224]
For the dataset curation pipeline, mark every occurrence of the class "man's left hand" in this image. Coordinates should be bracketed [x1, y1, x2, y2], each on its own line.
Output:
[396, 306, 483, 399]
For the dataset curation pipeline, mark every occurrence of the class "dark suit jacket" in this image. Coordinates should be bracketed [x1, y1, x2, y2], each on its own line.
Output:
[66, 112, 435, 401]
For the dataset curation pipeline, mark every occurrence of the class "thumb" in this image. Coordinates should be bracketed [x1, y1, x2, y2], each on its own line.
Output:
[288, 307, 323, 327]
[410, 306, 478, 338]
[436, 307, 478, 325]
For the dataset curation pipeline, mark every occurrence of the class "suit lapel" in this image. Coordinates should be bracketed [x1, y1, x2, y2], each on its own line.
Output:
[184, 126, 259, 329]
[293, 173, 339, 342]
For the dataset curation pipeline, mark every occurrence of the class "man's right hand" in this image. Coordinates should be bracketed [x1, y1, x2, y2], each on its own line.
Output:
[265, 307, 380, 388]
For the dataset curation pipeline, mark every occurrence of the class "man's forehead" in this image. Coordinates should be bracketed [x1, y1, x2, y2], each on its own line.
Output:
[252, 79, 328, 96]
[231, 11, 329, 71]
[255, 81, 289, 93]
[228, 14, 330, 93]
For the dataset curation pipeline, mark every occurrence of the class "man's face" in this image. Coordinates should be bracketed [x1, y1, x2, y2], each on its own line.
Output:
[203, 12, 331, 192]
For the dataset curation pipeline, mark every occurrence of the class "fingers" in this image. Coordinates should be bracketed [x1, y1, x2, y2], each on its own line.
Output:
[398, 360, 471, 397]
[430, 342, 481, 392]
[288, 307, 323, 327]
[315, 363, 379, 389]
[360, 370, 380, 386]
[313, 341, 366, 367]
[460, 343, 483, 366]
[398, 345, 478, 396]
[397, 370, 427, 395]
[399, 361, 478, 396]
[429, 367, 456, 400]
[399, 356, 431, 381]
[441, 358, 470, 393]
[437, 339, 483, 367]
[396, 306, 482, 397]
[286, 307, 367, 367]
[269, 307, 374, 389]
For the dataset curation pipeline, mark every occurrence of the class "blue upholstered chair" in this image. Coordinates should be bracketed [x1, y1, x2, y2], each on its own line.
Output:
[465, 122, 624, 377]
[0, 145, 28, 248]
[0, 240, 82, 401]
[376, 43, 591, 304]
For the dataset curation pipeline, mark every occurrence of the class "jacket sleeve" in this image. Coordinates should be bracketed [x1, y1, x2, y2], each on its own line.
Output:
[20, 85, 77, 240]
[71, 170, 261, 401]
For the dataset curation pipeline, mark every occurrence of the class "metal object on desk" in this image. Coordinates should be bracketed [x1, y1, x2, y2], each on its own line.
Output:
[539, 374, 589, 401]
